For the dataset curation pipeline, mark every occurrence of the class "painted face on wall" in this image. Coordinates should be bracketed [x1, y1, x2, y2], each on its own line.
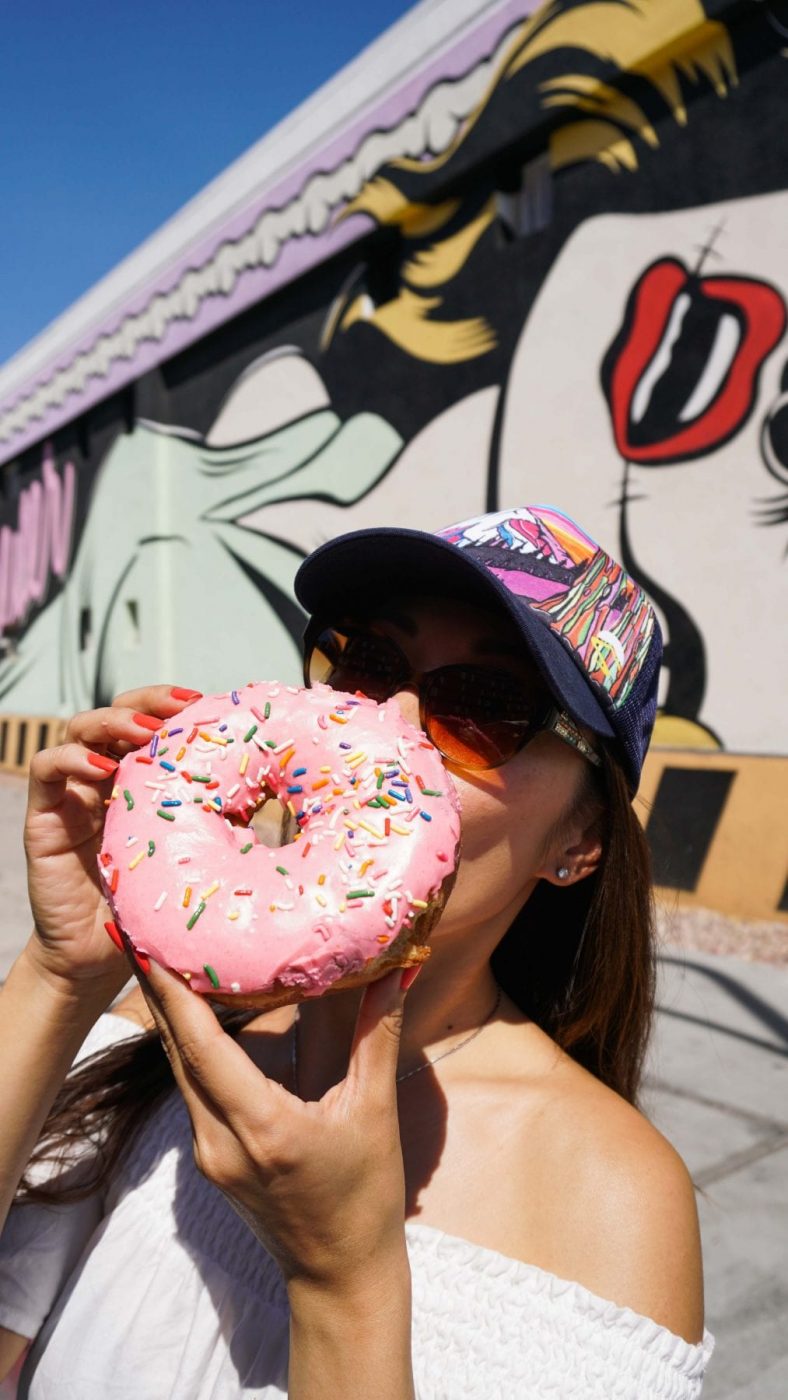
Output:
[0, 350, 403, 711]
[496, 189, 788, 754]
[0, 342, 499, 714]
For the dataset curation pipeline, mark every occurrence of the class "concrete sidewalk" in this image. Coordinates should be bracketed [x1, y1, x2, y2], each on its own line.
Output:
[1, 773, 786, 1396]
[644, 951, 788, 1398]
[0, 775, 35, 979]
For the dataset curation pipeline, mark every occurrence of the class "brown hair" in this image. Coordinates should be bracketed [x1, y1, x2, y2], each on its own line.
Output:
[16, 1008, 253, 1207]
[18, 749, 654, 1206]
[492, 747, 656, 1104]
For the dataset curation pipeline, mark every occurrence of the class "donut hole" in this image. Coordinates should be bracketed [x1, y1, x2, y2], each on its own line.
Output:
[247, 793, 299, 850]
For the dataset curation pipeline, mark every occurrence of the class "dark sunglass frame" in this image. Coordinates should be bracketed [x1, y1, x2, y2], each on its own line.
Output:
[302, 619, 602, 773]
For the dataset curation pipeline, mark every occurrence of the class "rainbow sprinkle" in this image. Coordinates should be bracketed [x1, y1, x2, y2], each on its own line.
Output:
[186, 900, 206, 930]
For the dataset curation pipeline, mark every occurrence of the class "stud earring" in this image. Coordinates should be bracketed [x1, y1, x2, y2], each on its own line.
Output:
[556, 866, 570, 880]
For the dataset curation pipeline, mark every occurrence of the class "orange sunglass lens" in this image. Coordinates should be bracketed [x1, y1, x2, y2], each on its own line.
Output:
[426, 714, 519, 770]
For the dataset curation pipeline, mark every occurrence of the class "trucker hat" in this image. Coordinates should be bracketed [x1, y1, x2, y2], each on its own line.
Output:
[295, 506, 663, 791]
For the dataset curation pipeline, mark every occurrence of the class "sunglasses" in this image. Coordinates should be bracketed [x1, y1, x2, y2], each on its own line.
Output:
[303, 620, 602, 772]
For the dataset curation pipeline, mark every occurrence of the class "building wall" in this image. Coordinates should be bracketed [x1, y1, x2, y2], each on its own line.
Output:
[0, 0, 786, 916]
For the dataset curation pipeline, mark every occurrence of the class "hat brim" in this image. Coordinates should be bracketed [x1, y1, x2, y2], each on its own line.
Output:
[294, 527, 616, 743]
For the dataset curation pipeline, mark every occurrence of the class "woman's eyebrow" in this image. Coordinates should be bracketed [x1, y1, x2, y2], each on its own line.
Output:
[362, 612, 524, 656]
[365, 607, 418, 636]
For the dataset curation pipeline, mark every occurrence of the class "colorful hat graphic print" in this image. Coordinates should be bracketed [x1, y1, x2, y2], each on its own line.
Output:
[296, 506, 663, 790]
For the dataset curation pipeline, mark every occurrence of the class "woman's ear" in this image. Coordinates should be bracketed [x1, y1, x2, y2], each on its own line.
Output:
[537, 810, 604, 888]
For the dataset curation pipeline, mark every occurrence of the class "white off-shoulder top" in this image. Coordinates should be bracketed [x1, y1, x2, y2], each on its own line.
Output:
[0, 1015, 714, 1399]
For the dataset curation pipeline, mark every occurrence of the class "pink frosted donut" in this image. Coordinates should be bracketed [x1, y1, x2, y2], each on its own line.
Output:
[99, 682, 461, 1006]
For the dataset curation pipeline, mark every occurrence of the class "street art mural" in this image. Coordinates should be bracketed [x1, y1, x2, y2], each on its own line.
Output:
[0, 444, 76, 637]
[498, 195, 788, 753]
[0, 355, 404, 706]
[0, 0, 786, 772]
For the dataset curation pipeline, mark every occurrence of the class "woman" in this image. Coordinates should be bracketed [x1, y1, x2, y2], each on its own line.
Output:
[0, 506, 711, 1398]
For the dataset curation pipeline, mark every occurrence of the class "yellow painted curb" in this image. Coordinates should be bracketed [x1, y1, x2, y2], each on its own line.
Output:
[637, 749, 788, 924]
[0, 714, 68, 775]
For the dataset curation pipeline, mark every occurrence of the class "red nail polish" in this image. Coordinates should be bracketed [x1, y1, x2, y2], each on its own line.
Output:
[134, 949, 151, 975]
[132, 712, 161, 731]
[400, 964, 423, 991]
[170, 687, 203, 701]
[88, 752, 118, 773]
[104, 921, 124, 951]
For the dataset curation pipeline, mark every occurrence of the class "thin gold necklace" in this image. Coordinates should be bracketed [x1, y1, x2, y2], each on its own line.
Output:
[291, 986, 502, 1093]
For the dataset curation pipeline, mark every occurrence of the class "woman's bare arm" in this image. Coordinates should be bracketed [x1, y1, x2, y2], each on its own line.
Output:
[288, 1260, 414, 1400]
[1, 685, 200, 1231]
[0, 1325, 28, 1383]
[0, 948, 115, 1230]
[0, 951, 110, 1376]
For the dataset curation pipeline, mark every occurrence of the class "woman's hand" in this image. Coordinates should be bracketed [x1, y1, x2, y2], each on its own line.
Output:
[22, 684, 201, 1000]
[141, 964, 418, 1396]
[138, 962, 414, 1298]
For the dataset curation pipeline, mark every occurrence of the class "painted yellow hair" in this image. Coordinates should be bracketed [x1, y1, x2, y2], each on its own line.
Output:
[325, 0, 737, 363]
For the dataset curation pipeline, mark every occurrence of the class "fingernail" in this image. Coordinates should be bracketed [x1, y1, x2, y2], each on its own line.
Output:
[170, 687, 203, 701]
[104, 920, 124, 951]
[88, 752, 119, 773]
[133, 948, 151, 975]
[400, 964, 423, 991]
[132, 712, 162, 731]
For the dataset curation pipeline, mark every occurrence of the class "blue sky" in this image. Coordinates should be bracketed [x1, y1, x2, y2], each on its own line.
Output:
[0, 0, 415, 367]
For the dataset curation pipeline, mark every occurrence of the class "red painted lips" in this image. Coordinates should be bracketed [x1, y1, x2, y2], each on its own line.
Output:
[601, 256, 786, 464]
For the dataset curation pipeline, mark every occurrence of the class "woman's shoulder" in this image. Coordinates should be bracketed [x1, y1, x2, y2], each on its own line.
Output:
[516, 1043, 704, 1342]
